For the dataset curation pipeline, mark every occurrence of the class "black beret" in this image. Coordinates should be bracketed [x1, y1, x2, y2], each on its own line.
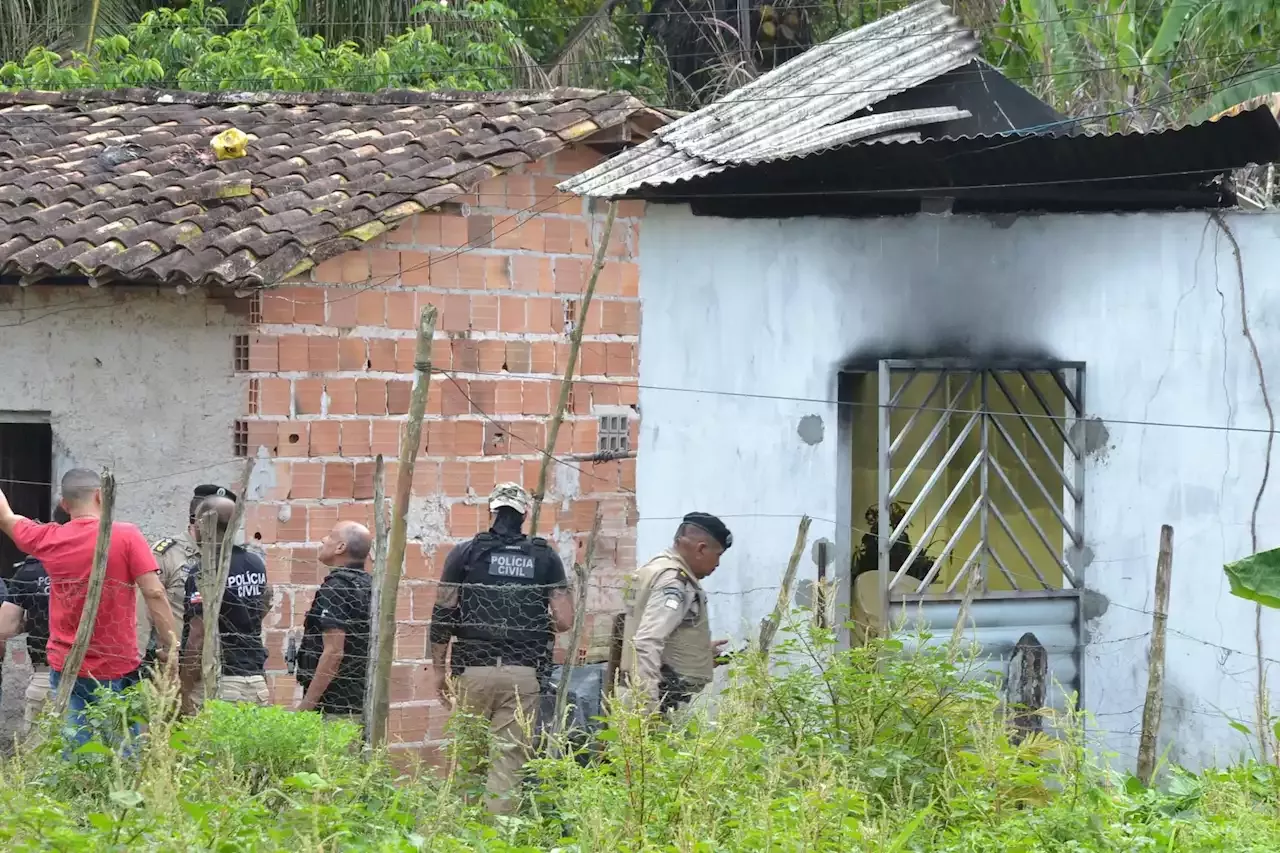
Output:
[193, 484, 238, 502]
[682, 512, 732, 550]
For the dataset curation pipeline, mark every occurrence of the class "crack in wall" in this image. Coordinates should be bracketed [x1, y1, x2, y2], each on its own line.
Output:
[1211, 211, 1276, 763]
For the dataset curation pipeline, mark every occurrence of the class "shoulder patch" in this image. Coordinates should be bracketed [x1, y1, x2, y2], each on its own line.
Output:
[152, 538, 176, 555]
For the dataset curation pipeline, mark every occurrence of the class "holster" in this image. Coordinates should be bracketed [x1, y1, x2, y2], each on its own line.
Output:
[658, 665, 694, 713]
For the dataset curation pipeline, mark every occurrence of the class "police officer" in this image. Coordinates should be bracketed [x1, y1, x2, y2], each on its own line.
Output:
[430, 483, 572, 815]
[0, 506, 69, 736]
[179, 496, 271, 713]
[620, 513, 733, 717]
[144, 484, 238, 699]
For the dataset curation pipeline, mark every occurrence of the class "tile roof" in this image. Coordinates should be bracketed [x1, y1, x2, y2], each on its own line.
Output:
[0, 87, 660, 289]
[561, 0, 978, 198]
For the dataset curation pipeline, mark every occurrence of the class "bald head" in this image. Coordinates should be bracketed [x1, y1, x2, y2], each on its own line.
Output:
[194, 496, 237, 540]
[319, 520, 372, 568]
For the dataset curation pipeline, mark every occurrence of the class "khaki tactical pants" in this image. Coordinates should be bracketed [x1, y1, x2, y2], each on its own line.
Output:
[217, 675, 271, 705]
[23, 669, 51, 735]
[452, 665, 540, 815]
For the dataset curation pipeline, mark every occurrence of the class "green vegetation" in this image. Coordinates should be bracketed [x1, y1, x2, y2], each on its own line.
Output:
[6, 622, 1280, 851]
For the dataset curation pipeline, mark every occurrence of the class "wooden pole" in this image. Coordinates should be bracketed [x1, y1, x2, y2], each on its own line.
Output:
[52, 469, 116, 714]
[758, 516, 811, 656]
[529, 201, 619, 537]
[198, 457, 255, 699]
[364, 455, 389, 742]
[552, 508, 602, 750]
[370, 305, 437, 746]
[1137, 524, 1174, 786]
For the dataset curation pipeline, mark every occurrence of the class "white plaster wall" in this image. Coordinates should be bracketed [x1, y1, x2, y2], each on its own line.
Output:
[0, 286, 246, 536]
[636, 204, 1280, 771]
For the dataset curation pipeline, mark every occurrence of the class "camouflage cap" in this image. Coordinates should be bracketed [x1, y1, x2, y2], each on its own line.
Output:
[489, 482, 532, 515]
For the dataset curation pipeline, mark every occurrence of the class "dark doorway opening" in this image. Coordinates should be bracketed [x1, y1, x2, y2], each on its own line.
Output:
[0, 421, 52, 579]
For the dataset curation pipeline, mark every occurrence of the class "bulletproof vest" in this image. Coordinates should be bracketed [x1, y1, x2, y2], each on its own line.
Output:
[621, 551, 715, 691]
[453, 532, 554, 662]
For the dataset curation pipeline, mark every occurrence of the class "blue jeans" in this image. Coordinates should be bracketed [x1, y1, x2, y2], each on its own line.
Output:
[49, 670, 140, 751]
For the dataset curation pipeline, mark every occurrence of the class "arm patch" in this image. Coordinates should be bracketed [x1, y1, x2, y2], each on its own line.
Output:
[661, 587, 685, 610]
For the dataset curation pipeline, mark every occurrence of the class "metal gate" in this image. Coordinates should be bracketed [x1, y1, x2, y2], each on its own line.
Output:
[874, 360, 1086, 710]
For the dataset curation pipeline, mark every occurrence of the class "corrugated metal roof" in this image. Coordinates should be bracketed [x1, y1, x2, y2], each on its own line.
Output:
[560, 0, 978, 198]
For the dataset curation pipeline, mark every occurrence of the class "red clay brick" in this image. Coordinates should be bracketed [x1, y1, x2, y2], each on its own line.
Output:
[368, 248, 401, 281]
[412, 460, 441, 495]
[293, 378, 323, 415]
[428, 254, 458, 288]
[308, 337, 340, 372]
[544, 218, 573, 254]
[366, 338, 396, 372]
[357, 291, 386, 325]
[485, 255, 511, 290]
[285, 287, 326, 325]
[620, 261, 639, 297]
[494, 381, 522, 414]
[249, 334, 279, 372]
[263, 461, 293, 501]
[620, 458, 637, 491]
[511, 255, 552, 293]
[439, 215, 468, 247]
[244, 504, 279, 545]
[308, 505, 340, 541]
[477, 178, 505, 209]
[469, 381, 496, 416]
[484, 422, 510, 456]
[290, 461, 323, 499]
[498, 296, 526, 332]
[569, 220, 594, 255]
[337, 502, 374, 529]
[441, 381, 470, 416]
[527, 297, 557, 334]
[504, 342, 531, 374]
[606, 342, 636, 376]
[441, 460, 467, 496]
[449, 502, 483, 538]
[404, 543, 432, 580]
[553, 257, 585, 294]
[262, 291, 293, 323]
[530, 342, 556, 374]
[397, 338, 421, 372]
[338, 337, 367, 370]
[507, 421, 545, 451]
[308, 421, 339, 456]
[327, 288, 360, 328]
[477, 340, 506, 372]
[553, 146, 603, 176]
[458, 255, 486, 290]
[619, 381, 639, 407]
[522, 381, 552, 415]
[324, 462, 355, 499]
[278, 505, 308, 543]
[326, 379, 357, 415]
[386, 291, 417, 330]
[471, 295, 499, 332]
[260, 378, 290, 416]
[580, 343, 606, 376]
[356, 378, 387, 415]
[400, 250, 431, 286]
[372, 419, 401, 456]
[456, 421, 485, 455]
[468, 214, 494, 247]
[468, 460, 497, 495]
[572, 420, 597, 454]
[395, 624, 428, 664]
[315, 251, 369, 285]
[387, 379, 412, 415]
[437, 294, 470, 332]
[278, 421, 309, 457]
[278, 335, 309, 371]
[342, 420, 372, 456]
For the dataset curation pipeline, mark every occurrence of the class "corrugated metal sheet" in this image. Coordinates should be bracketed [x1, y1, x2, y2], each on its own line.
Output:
[893, 594, 1082, 714]
[560, 0, 978, 198]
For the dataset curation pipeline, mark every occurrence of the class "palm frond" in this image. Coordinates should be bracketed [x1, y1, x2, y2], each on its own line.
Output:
[0, 0, 154, 60]
[545, 0, 626, 89]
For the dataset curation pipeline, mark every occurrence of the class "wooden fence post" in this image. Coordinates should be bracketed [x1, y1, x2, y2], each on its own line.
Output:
[197, 457, 255, 699]
[759, 516, 811, 656]
[529, 201, 618, 537]
[551, 508, 603, 750]
[52, 469, 116, 714]
[1137, 524, 1174, 786]
[365, 455, 389, 742]
[371, 305, 437, 746]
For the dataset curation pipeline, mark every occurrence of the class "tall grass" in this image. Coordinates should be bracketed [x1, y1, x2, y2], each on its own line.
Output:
[3, 620, 1280, 850]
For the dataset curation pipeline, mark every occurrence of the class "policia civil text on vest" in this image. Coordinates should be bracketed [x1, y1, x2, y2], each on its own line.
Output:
[430, 483, 573, 816]
[620, 512, 733, 715]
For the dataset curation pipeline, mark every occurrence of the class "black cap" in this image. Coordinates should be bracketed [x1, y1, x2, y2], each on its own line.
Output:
[682, 512, 732, 550]
[193, 484, 237, 502]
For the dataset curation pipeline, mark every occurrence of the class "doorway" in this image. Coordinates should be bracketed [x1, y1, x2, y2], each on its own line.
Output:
[0, 419, 53, 578]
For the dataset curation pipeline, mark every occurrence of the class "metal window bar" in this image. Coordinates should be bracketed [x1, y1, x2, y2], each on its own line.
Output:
[878, 362, 1085, 604]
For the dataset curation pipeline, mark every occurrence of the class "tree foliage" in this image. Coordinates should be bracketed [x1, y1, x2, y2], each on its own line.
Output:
[0, 0, 535, 92]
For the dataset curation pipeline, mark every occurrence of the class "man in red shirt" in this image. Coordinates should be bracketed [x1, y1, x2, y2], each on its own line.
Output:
[0, 469, 177, 743]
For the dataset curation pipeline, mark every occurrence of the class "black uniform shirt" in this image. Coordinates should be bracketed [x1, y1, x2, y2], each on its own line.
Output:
[8, 558, 49, 667]
[298, 565, 372, 715]
[184, 545, 269, 677]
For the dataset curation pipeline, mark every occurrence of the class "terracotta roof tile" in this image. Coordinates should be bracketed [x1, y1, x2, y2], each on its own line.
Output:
[0, 86, 656, 288]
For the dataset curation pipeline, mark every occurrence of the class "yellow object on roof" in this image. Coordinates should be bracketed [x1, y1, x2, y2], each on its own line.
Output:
[212, 127, 248, 161]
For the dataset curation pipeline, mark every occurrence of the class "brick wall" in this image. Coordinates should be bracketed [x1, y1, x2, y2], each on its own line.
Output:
[237, 144, 642, 760]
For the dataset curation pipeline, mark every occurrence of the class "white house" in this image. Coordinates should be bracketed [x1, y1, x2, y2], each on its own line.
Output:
[561, 0, 1280, 770]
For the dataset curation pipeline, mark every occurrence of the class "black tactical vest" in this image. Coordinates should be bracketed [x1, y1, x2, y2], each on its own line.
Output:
[452, 532, 555, 668]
